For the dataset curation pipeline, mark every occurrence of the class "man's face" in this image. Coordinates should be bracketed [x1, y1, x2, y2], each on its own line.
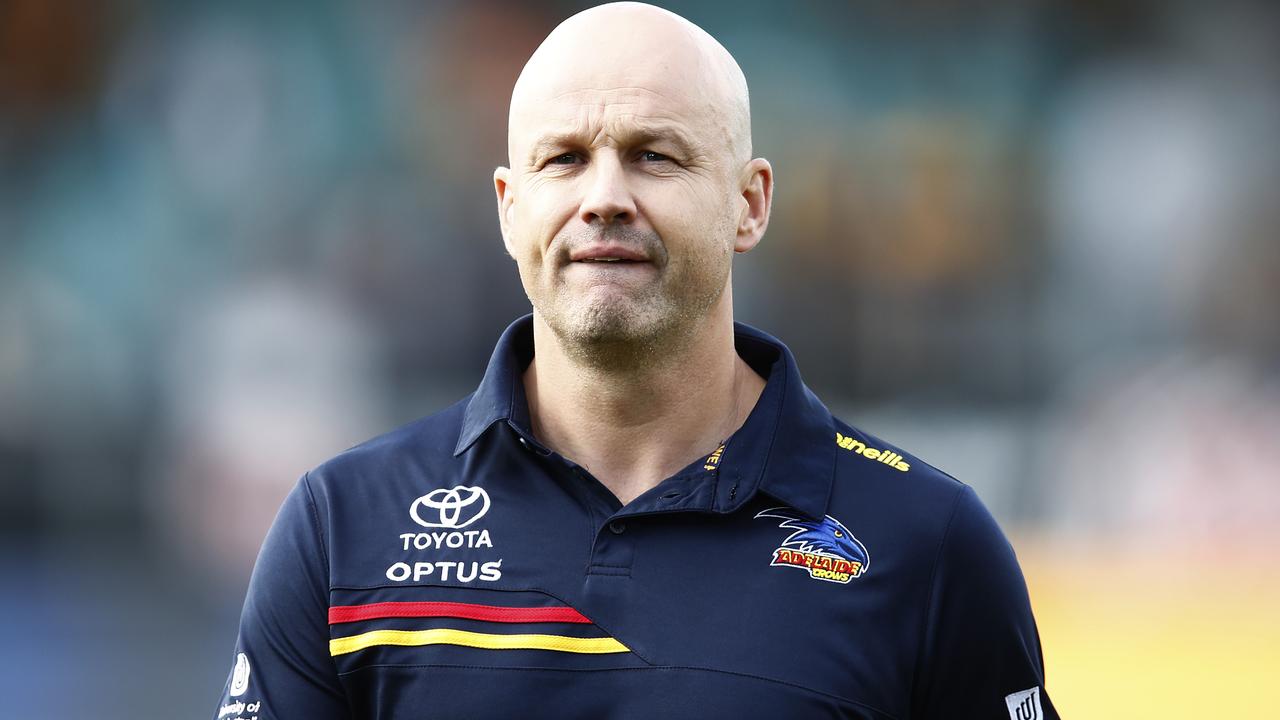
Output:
[497, 42, 747, 348]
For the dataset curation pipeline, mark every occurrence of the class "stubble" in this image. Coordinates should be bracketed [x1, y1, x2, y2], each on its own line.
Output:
[526, 224, 733, 371]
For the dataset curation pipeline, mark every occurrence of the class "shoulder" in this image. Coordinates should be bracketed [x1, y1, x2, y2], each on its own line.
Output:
[829, 416, 966, 511]
[824, 416, 977, 569]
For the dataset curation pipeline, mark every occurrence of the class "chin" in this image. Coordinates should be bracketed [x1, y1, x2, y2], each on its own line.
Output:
[532, 277, 720, 359]
[567, 301, 661, 344]
[539, 292, 672, 349]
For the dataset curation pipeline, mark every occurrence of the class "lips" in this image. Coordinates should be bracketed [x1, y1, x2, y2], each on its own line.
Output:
[569, 244, 649, 263]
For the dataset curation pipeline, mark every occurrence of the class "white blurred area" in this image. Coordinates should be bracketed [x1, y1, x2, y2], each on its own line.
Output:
[0, 0, 1277, 717]
[150, 277, 388, 580]
[1038, 17, 1280, 553]
[1045, 357, 1280, 552]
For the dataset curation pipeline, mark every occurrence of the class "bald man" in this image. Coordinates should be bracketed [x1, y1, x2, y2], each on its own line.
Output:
[213, 4, 1057, 719]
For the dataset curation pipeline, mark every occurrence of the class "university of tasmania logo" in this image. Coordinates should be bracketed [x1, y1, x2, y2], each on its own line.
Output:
[756, 507, 870, 584]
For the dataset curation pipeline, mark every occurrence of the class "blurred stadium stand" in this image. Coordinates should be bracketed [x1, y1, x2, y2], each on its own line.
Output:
[1, 0, 1277, 716]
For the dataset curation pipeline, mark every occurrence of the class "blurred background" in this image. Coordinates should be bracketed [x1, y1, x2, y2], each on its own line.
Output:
[1, 0, 1276, 716]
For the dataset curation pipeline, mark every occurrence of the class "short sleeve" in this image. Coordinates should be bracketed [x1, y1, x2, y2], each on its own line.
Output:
[211, 475, 350, 720]
[911, 486, 1060, 719]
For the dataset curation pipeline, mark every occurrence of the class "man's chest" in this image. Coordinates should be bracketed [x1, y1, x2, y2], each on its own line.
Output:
[324, 473, 923, 719]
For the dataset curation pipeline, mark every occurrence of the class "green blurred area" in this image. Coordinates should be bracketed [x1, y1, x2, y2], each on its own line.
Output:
[1, 0, 1277, 717]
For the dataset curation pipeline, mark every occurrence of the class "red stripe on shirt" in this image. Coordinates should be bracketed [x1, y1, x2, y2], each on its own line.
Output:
[328, 601, 593, 626]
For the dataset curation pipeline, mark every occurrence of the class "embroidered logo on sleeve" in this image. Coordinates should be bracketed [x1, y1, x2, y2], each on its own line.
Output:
[229, 652, 251, 697]
[755, 507, 869, 584]
[218, 652, 263, 718]
[1005, 687, 1043, 720]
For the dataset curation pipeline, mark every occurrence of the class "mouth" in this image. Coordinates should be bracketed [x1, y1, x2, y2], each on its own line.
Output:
[566, 250, 656, 290]
[568, 244, 650, 265]
[575, 257, 644, 264]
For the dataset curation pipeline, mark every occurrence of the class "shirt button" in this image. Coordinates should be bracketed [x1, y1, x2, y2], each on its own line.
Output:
[608, 521, 627, 535]
[518, 437, 531, 451]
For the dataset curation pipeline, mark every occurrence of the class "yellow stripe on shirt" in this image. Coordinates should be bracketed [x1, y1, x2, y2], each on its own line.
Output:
[329, 628, 630, 657]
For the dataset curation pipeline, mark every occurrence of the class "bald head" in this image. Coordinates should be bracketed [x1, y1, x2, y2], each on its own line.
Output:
[492, 3, 773, 355]
[507, 2, 752, 170]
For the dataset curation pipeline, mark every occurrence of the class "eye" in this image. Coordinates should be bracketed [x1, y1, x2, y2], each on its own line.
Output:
[833, 530, 843, 538]
[546, 153, 578, 166]
[640, 150, 671, 163]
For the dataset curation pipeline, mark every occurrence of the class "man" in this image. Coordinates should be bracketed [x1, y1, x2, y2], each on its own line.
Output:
[213, 3, 1057, 719]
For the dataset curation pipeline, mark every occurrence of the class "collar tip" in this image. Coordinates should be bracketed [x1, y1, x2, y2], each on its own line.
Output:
[796, 502, 828, 522]
[453, 432, 480, 457]
[763, 488, 828, 522]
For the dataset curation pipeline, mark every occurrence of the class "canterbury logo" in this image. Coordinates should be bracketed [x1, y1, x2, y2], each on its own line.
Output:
[1004, 687, 1043, 720]
[835, 433, 909, 472]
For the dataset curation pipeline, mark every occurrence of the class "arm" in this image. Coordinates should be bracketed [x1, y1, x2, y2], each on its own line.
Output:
[212, 475, 350, 720]
[911, 485, 1060, 719]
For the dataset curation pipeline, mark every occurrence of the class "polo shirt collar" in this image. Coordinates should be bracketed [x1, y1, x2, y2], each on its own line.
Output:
[454, 315, 834, 521]
[455, 316, 535, 455]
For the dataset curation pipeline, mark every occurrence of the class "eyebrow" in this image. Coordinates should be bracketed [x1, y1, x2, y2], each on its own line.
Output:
[526, 122, 699, 164]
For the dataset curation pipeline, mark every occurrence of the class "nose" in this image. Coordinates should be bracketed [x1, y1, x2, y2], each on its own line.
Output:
[578, 153, 636, 225]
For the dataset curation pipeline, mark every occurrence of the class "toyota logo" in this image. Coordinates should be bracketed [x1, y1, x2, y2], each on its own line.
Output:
[409, 486, 491, 529]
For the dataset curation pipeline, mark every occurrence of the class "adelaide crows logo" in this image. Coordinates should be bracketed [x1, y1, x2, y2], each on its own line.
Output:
[756, 507, 869, 584]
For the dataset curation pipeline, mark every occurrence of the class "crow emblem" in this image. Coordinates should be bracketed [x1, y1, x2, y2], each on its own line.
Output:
[756, 507, 870, 583]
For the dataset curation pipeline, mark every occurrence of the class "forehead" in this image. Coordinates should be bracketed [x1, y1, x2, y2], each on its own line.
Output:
[521, 89, 704, 142]
[508, 45, 728, 158]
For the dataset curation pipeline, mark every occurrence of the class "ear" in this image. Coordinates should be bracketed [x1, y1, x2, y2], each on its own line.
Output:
[734, 158, 773, 253]
[494, 166, 516, 256]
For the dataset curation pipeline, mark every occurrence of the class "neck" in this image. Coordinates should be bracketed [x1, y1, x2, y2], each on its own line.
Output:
[523, 293, 765, 505]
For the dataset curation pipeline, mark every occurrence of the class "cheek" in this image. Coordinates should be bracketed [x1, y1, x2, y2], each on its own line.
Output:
[511, 184, 575, 263]
[642, 180, 737, 252]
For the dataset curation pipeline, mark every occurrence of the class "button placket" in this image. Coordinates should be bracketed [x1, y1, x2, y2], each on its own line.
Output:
[587, 513, 636, 576]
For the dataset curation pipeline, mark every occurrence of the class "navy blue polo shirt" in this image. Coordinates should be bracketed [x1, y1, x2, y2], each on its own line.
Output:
[213, 316, 1057, 720]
